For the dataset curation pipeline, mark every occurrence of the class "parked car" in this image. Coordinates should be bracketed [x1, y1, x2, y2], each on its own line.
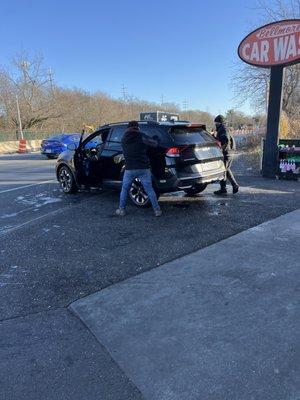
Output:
[56, 121, 226, 207]
[41, 133, 81, 159]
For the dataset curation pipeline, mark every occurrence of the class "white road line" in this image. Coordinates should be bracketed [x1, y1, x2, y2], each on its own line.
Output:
[0, 180, 55, 194]
[0, 206, 68, 236]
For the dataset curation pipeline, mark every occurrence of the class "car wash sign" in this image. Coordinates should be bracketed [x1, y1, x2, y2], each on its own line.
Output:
[238, 19, 300, 67]
[238, 19, 300, 179]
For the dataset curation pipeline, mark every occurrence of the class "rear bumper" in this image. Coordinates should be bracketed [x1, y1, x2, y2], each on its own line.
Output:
[41, 151, 60, 156]
[41, 146, 64, 155]
[156, 166, 226, 192]
[177, 167, 226, 188]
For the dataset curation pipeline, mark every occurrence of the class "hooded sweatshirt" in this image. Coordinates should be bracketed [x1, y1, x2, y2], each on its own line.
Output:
[121, 127, 158, 170]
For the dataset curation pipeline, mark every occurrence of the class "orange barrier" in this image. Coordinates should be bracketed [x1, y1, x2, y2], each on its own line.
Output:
[18, 139, 27, 153]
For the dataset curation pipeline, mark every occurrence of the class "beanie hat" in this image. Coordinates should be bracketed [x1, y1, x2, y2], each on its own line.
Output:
[214, 115, 225, 124]
[128, 120, 139, 129]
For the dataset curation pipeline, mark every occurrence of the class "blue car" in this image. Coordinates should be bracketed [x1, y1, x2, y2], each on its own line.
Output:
[41, 133, 82, 159]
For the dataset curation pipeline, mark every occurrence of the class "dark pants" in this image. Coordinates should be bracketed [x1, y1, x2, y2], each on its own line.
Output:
[220, 156, 238, 190]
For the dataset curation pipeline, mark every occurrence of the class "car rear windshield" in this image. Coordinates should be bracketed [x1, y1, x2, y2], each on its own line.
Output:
[169, 127, 214, 145]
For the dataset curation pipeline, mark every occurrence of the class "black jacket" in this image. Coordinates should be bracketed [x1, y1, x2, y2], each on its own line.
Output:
[216, 123, 232, 156]
[121, 127, 157, 170]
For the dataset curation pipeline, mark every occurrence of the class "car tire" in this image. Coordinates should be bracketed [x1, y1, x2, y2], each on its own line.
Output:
[183, 183, 207, 196]
[58, 165, 78, 194]
[129, 178, 160, 208]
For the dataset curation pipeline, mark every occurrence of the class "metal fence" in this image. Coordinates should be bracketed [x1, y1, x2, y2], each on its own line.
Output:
[0, 131, 50, 142]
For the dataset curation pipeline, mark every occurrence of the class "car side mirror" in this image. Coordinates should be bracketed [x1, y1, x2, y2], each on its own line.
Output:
[67, 143, 77, 150]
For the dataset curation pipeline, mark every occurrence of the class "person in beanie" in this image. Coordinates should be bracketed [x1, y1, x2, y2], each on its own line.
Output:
[116, 121, 162, 217]
[214, 115, 239, 195]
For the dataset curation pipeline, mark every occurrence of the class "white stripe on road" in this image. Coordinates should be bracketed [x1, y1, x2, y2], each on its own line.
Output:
[0, 206, 69, 236]
[0, 180, 55, 194]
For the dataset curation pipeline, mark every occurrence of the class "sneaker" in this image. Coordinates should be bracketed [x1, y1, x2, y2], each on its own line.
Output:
[232, 185, 239, 194]
[116, 208, 126, 216]
[154, 209, 162, 217]
[214, 189, 227, 195]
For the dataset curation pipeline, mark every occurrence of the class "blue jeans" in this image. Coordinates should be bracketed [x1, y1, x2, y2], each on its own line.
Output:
[119, 169, 160, 211]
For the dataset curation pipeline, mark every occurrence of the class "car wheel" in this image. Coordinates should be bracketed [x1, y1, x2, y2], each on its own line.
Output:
[58, 165, 78, 194]
[183, 183, 207, 196]
[129, 178, 159, 208]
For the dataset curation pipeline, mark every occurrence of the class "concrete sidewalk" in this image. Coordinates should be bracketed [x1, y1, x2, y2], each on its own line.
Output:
[71, 209, 300, 400]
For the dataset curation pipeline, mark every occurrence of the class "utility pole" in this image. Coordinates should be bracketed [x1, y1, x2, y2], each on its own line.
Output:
[121, 83, 127, 119]
[160, 94, 164, 110]
[48, 67, 54, 92]
[183, 100, 189, 120]
[122, 83, 127, 103]
[16, 95, 24, 140]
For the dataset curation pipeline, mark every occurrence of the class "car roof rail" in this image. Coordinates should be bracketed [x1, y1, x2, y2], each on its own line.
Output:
[163, 119, 190, 124]
[139, 120, 160, 125]
[98, 120, 161, 129]
[98, 119, 205, 129]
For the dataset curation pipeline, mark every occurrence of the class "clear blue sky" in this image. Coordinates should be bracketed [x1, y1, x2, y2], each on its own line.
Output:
[1, 0, 266, 115]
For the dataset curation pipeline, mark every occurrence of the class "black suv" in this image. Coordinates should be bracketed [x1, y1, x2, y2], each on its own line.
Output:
[56, 121, 226, 207]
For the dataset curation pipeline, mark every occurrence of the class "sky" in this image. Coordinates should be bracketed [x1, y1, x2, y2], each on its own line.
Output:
[1, 0, 270, 115]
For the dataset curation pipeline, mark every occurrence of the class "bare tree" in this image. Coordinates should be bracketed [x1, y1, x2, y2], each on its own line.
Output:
[0, 53, 59, 134]
[231, 0, 300, 121]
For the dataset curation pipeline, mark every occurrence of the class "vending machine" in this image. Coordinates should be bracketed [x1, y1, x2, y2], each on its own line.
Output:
[277, 139, 300, 180]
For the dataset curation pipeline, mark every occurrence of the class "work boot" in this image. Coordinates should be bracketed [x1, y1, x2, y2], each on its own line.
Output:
[214, 188, 227, 195]
[232, 185, 239, 194]
[154, 209, 162, 217]
[116, 208, 126, 216]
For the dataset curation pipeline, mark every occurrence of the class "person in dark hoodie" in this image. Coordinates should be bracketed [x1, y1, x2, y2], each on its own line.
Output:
[214, 115, 239, 195]
[116, 121, 162, 217]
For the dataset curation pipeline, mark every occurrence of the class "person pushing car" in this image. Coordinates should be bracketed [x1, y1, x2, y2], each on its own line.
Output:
[213, 115, 239, 195]
[116, 121, 162, 217]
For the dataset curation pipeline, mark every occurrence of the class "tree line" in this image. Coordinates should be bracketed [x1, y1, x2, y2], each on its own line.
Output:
[0, 54, 223, 138]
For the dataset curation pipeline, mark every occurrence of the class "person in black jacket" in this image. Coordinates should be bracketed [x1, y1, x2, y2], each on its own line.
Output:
[214, 115, 239, 195]
[116, 121, 162, 217]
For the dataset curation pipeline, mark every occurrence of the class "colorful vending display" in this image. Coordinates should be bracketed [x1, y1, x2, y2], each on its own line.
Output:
[277, 139, 300, 179]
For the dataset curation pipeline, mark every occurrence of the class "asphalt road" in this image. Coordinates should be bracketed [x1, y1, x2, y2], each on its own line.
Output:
[0, 152, 299, 399]
[0, 152, 55, 192]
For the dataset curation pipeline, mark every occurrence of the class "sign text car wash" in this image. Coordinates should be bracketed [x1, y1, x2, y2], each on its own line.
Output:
[238, 19, 300, 178]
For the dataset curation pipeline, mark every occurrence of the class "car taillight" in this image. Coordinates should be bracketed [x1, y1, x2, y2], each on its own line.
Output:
[166, 147, 181, 157]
